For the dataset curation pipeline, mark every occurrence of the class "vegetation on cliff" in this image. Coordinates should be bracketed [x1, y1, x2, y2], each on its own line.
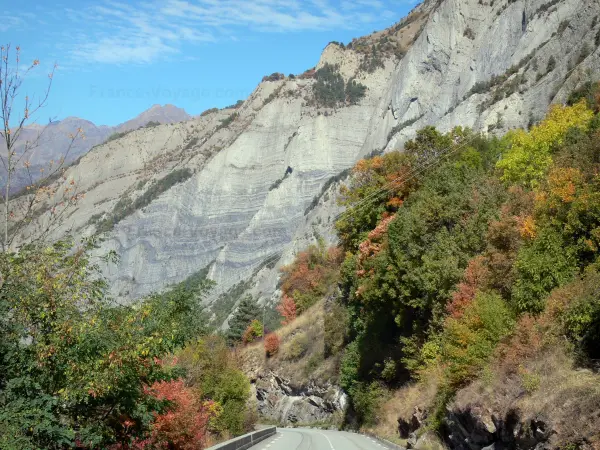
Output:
[277, 84, 600, 447]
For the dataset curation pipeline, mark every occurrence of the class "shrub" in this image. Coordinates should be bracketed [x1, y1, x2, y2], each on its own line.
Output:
[496, 101, 594, 187]
[511, 227, 578, 313]
[106, 129, 133, 143]
[200, 108, 219, 117]
[242, 319, 264, 344]
[264, 333, 280, 357]
[184, 136, 199, 151]
[324, 301, 349, 357]
[438, 291, 515, 388]
[463, 27, 475, 40]
[346, 78, 367, 104]
[313, 64, 345, 107]
[276, 295, 297, 325]
[558, 20, 569, 34]
[0, 240, 211, 449]
[545, 268, 600, 359]
[280, 243, 343, 313]
[285, 333, 309, 360]
[177, 335, 253, 438]
[138, 379, 217, 450]
[216, 113, 238, 131]
[312, 64, 367, 107]
[349, 382, 385, 426]
[546, 55, 557, 73]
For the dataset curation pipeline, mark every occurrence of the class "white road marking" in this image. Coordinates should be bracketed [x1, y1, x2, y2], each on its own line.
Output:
[318, 431, 335, 450]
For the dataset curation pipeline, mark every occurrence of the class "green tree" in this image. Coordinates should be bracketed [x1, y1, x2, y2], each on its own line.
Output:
[226, 295, 260, 345]
[0, 239, 211, 448]
[178, 335, 253, 437]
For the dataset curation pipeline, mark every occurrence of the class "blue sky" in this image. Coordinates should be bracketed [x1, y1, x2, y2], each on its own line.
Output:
[2, 0, 419, 126]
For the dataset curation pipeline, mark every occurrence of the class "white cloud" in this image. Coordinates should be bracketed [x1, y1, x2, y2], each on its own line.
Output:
[13, 0, 405, 65]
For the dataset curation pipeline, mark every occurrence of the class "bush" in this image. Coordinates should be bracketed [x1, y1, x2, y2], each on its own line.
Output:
[346, 78, 367, 104]
[463, 27, 475, 40]
[280, 243, 343, 313]
[0, 240, 211, 448]
[106, 129, 133, 143]
[177, 335, 253, 437]
[285, 333, 309, 360]
[200, 107, 219, 117]
[276, 295, 297, 325]
[324, 301, 349, 357]
[135, 379, 217, 450]
[546, 55, 557, 73]
[264, 333, 280, 357]
[242, 319, 264, 344]
[216, 113, 238, 131]
[438, 291, 515, 388]
[313, 64, 345, 107]
[349, 382, 385, 426]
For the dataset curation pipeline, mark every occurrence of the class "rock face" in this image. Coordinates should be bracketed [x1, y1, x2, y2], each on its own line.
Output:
[253, 371, 347, 425]
[445, 407, 553, 450]
[22, 0, 600, 315]
[400, 404, 555, 450]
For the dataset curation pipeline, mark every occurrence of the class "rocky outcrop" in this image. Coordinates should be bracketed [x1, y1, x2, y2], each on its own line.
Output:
[445, 407, 554, 450]
[19, 0, 600, 319]
[252, 371, 347, 426]
[399, 405, 557, 450]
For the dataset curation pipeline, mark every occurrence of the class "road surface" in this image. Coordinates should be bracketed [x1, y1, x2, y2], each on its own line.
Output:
[248, 427, 394, 450]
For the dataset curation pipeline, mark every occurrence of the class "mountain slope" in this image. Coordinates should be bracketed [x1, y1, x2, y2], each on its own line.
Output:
[4, 105, 190, 192]
[19, 0, 600, 317]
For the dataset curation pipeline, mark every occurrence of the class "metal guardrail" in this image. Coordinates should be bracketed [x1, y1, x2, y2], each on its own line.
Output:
[207, 427, 277, 450]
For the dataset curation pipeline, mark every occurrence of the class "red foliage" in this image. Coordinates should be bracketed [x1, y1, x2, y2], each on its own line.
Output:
[447, 256, 490, 319]
[356, 214, 396, 277]
[264, 333, 280, 357]
[497, 315, 544, 372]
[140, 379, 215, 450]
[276, 295, 297, 325]
[280, 245, 343, 311]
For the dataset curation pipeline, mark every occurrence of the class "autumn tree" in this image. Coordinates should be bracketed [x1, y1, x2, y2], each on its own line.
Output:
[0, 44, 82, 251]
[276, 295, 297, 325]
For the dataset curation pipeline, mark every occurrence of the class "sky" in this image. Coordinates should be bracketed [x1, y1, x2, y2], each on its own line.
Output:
[2, 0, 419, 126]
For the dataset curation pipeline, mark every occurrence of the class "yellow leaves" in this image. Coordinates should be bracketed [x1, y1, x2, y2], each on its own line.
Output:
[532, 101, 594, 147]
[497, 100, 594, 187]
[519, 215, 537, 239]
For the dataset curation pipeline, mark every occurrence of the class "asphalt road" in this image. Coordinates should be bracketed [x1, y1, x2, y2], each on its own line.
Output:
[248, 428, 394, 450]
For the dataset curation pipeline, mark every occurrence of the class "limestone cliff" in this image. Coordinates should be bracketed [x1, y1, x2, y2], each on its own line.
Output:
[22, 0, 600, 318]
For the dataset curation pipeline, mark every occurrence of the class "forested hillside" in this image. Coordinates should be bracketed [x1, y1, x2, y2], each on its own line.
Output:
[259, 83, 600, 449]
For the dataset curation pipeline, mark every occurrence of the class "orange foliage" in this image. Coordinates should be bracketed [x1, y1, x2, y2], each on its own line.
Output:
[545, 167, 583, 204]
[276, 295, 297, 325]
[447, 256, 490, 319]
[140, 379, 217, 450]
[280, 244, 343, 312]
[264, 333, 280, 357]
[356, 214, 396, 276]
[497, 315, 545, 371]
